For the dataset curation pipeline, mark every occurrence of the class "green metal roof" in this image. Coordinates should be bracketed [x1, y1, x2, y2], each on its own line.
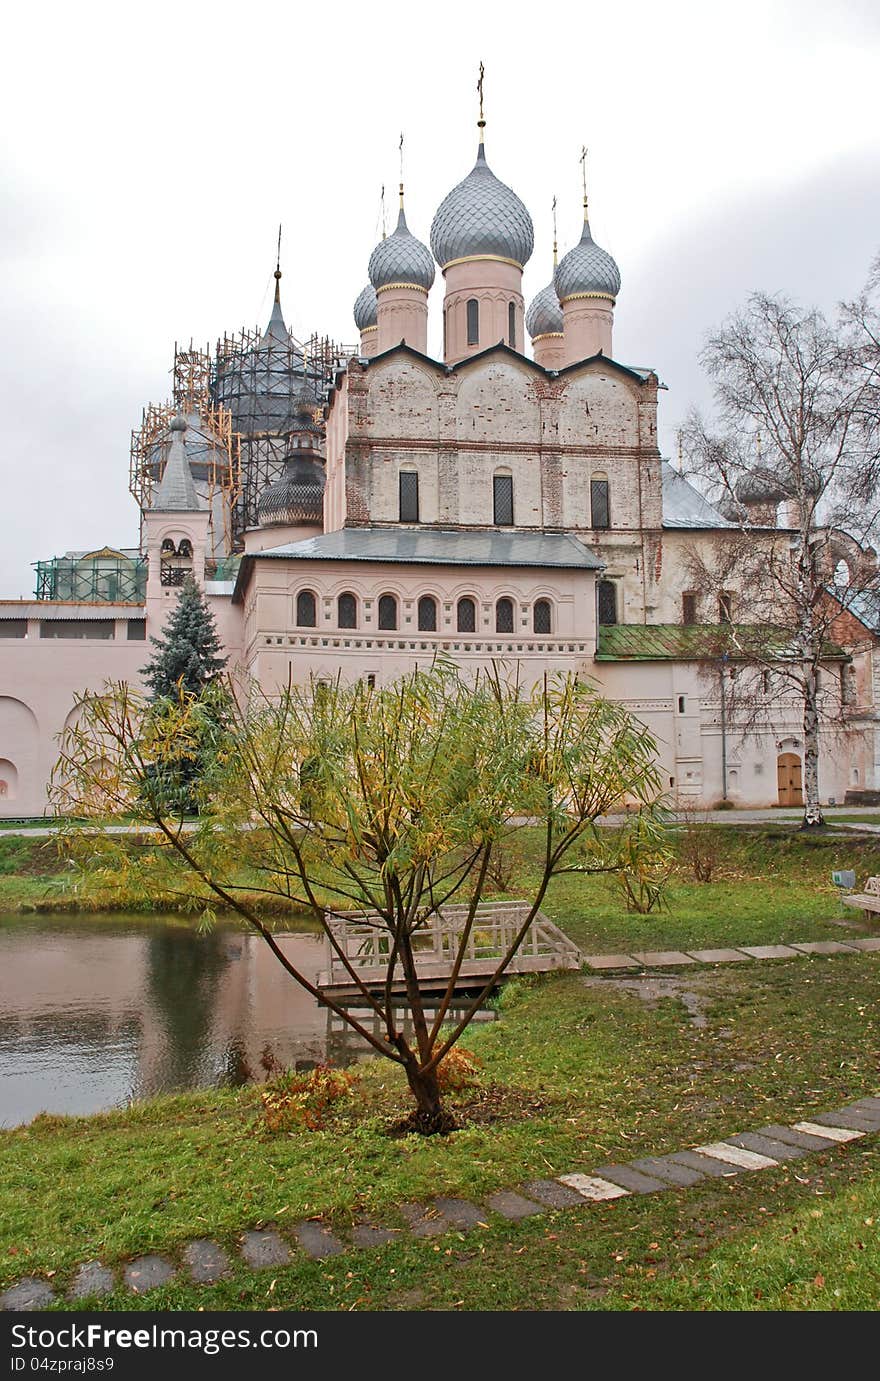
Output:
[253, 528, 604, 570]
[596, 623, 847, 662]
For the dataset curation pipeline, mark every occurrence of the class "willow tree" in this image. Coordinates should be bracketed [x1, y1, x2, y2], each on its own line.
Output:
[52, 664, 666, 1134]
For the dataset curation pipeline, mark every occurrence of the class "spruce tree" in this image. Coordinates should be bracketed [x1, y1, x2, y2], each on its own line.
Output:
[142, 575, 227, 700]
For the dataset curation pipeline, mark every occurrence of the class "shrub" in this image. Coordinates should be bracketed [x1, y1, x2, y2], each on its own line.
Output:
[435, 1046, 483, 1092]
[260, 1064, 355, 1133]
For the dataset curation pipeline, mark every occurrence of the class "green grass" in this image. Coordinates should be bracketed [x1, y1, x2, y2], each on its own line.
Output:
[2, 952, 879, 1309]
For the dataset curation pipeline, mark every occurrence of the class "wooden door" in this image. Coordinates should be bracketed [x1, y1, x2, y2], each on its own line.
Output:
[777, 753, 803, 807]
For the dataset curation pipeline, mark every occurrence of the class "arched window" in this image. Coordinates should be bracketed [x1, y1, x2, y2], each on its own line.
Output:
[457, 598, 477, 633]
[417, 595, 437, 632]
[399, 470, 419, 523]
[378, 594, 397, 631]
[296, 590, 317, 627]
[495, 597, 514, 633]
[161, 538, 176, 555]
[508, 301, 516, 350]
[466, 298, 479, 346]
[597, 581, 617, 626]
[590, 475, 610, 530]
[493, 472, 514, 526]
[337, 592, 357, 629]
[177, 539, 193, 559]
[533, 600, 552, 635]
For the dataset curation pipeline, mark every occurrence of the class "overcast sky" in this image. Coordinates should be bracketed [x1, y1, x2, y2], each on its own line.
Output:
[1, 0, 878, 597]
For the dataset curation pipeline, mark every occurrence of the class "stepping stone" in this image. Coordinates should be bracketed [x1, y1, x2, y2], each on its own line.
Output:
[240, 1229, 291, 1269]
[294, 1221, 344, 1259]
[630, 1156, 705, 1187]
[184, 1240, 231, 1284]
[522, 1178, 590, 1209]
[757, 1123, 838, 1151]
[790, 941, 856, 955]
[68, 1261, 114, 1301]
[666, 1150, 739, 1179]
[848, 1096, 880, 1116]
[810, 1107, 880, 1133]
[584, 954, 639, 970]
[687, 948, 751, 964]
[839, 1101, 880, 1130]
[846, 938, 880, 951]
[431, 1198, 488, 1230]
[631, 950, 696, 967]
[1, 1277, 55, 1311]
[399, 1203, 450, 1237]
[123, 1255, 176, 1294]
[738, 945, 801, 960]
[726, 1131, 808, 1160]
[693, 1142, 777, 1170]
[592, 1164, 668, 1194]
[558, 1173, 629, 1202]
[352, 1223, 399, 1249]
[485, 1191, 545, 1221]
[793, 1121, 863, 1143]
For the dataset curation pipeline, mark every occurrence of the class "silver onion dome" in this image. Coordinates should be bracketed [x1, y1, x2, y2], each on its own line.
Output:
[525, 280, 563, 338]
[257, 453, 325, 526]
[353, 283, 378, 330]
[555, 219, 621, 301]
[368, 206, 435, 291]
[430, 142, 534, 268]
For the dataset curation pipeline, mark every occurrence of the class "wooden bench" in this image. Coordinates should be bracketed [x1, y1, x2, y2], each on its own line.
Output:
[842, 876, 880, 918]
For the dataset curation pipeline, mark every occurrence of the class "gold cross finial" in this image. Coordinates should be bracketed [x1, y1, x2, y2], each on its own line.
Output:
[552, 195, 558, 267]
[274, 224, 282, 301]
[399, 132, 405, 208]
[380, 184, 386, 240]
[477, 61, 485, 131]
[580, 145, 589, 217]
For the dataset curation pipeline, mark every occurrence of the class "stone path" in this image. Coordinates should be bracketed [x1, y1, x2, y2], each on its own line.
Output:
[3, 1093, 878, 1311]
[582, 936, 880, 971]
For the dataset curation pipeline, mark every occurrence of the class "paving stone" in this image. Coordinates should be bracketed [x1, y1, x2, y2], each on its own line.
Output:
[738, 945, 801, 960]
[810, 1107, 880, 1132]
[847, 1096, 880, 1115]
[793, 1120, 863, 1143]
[686, 948, 751, 964]
[840, 937, 880, 951]
[123, 1255, 176, 1294]
[726, 1131, 809, 1161]
[838, 1101, 880, 1129]
[183, 1240, 231, 1284]
[68, 1260, 114, 1301]
[666, 1150, 739, 1179]
[240, 1229, 291, 1269]
[485, 1191, 545, 1221]
[758, 1123, 838, 1151]
[431, 1197, 488, 1230]
[351, 1223, 399, 1249]
[584, 954, 639, 970]
[295, 1221, 344, 1259]
[631, 950, 696, 967]
[790, 941, 857, 955]
[522, 1178, 590, 1209]
[592, 1164, 668, 1193]
[630, 1156, 705, 1187]
[399, 1203, 450, 1237]
[694, 1142, 777, 1170]
[1, 1277, 56, 1311]
[557, 1173, 630, 1202]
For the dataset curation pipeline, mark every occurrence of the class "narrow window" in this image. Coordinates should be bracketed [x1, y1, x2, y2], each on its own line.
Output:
[508, 301, 516, 350]
[677, 695, 686, 714]
[719, 592, 733, 623]
[296, 590, 317, 627]
[417, 595, 437, 632]
[590, 478, 610, 530]
[127, 619, 146, 641]
[457, 597, 476, 633]
[493, 473, 514, 526]
[337, 592, 357, 629]
[597, 580, 617, 626]
[533, 600, 552, 635]
[682, 592, 697, 625]
[399, 471, 419, 523]
[466, 298, 479, 346]
[366, 673, 376, 689]
[378, 594, 397, 631]
[495, 597, 514, 633]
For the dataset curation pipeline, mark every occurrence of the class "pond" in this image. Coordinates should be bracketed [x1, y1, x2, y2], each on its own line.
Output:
[0, 915, 494, 1128]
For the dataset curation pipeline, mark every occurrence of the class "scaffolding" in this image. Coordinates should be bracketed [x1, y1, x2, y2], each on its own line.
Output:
[34, 551, 147, 603]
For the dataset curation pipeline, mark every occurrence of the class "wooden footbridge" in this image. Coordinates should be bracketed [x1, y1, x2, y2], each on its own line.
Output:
[316, 901, 582, 1002]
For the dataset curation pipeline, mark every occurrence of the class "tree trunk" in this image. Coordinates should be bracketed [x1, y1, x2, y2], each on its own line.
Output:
[403, 1060, 451, 1135]
[802, 669, 825, 828]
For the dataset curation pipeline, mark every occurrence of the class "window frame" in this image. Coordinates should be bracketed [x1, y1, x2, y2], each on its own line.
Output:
[597, 580, 618, 626]
[417, 595, 437, 632]
[495, 597, 514, 634]
[377, 594, 398, 631]
[466, 298, 479, 346]
[493, 472, 514, 527]
[296, 589, 317, 628]
[337, 592, 357, 629]
[590, 477, 610, 530]
[399, 470, 420, 524]
[457, 597, 477, 633]
[533, 599, 552, 635]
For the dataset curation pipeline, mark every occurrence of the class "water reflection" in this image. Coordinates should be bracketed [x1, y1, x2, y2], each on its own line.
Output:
[0, 917, 494, 1128]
